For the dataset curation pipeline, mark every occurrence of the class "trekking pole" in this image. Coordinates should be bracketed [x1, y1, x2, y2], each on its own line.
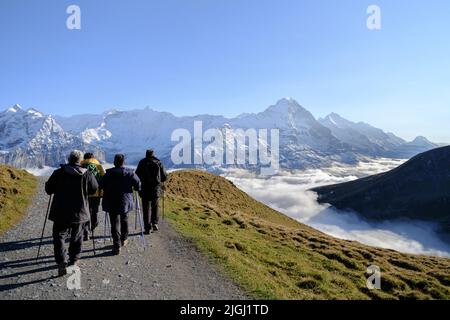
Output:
[103, 211, 112, 243]
[135, 195, 147, 248]
[134, 192, 138, 231]
[36, 195, 52, 261]
[104, 211, 107, 244]
[162, 190, 165, 221]
[91, 226, 96, 255]
[106, 212, 112, 242]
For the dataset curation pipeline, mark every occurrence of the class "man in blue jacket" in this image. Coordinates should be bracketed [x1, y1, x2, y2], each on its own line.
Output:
[101, 154, 141, 255]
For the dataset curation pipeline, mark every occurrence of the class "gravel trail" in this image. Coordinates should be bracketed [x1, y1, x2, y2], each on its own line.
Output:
[0, 177, 247, 300]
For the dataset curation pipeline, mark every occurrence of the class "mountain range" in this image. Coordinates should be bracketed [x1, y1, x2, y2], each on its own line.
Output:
[0, 105, 104, 168]
[0, 98, 441, 169]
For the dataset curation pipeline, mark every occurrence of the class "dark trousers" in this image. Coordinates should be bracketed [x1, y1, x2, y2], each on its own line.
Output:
[142, 197, 159, 231]
[52, 222, 84, 265]
[109, 212, 129, 249]
[84, 197, 101, 235]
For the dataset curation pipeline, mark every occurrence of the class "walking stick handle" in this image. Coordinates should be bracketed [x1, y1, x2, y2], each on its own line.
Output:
[36, 195, 53, 261]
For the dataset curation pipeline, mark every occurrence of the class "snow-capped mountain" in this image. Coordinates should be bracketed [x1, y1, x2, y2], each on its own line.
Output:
[0, 99, 439, 169]
[52, 98, 357, 168]
[318, 112, 436, 158]
[319, 112, 405, 154]
[390, 136, 439, 159]
[0, 105, 104, 168]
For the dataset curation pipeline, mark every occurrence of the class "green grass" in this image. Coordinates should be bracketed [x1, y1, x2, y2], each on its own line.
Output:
[164, 169, 450, 300]
[0, 165, 37, 235]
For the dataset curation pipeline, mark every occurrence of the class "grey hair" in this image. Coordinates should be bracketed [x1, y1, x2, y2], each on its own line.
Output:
[68, 150, 84, 165]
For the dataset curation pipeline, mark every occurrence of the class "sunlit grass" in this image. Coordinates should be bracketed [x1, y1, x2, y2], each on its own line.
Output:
[0, 165, 37, 235]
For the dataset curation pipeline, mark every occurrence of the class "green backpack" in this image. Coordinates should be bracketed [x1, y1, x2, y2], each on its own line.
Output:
[84, 163, 102, 184]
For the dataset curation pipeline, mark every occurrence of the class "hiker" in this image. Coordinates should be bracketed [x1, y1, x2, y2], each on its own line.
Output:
[81, 152, 105, 241]
[101, 154, 141, 255]
[45, 150, 99, 276]
[135, 149, 167, 234]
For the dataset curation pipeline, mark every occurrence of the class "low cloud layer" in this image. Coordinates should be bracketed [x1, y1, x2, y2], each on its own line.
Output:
[25, 166, 56, 177]
[222, 159, 450, 257]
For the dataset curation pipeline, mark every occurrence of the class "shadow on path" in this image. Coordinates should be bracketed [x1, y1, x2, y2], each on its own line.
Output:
[0, 231, 145, 295]
[0, 237, 52, 253]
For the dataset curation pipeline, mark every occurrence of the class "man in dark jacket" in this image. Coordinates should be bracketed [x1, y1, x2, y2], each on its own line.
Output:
[101, 154, 141, 255]
[45, 150, 98, 276]
[135, 149, 167, 234]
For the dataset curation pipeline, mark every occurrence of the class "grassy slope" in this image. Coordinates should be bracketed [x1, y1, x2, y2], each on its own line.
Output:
[165, 170, 450, 300]
[0, 165, 37, 235]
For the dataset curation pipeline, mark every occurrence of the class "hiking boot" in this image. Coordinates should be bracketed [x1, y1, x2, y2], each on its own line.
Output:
[57, 263, 67, 277]
[68, 260, 79, 267]
[112, 247, 121, 255]
[121, 239, 129, 247]
[83, 231, 89, 242]
[152, 224, 159, 232]
[144, 230, 151, 235]
[91, 222, 99, 232]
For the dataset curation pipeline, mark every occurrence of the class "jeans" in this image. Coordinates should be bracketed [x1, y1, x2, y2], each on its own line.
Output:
[142, 197, 159, 231]
[52, 222, 84, 265]
[109, 212, 129, 249]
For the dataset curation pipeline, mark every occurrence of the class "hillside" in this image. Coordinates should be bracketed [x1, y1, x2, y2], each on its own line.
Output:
[0, 165, 37, 234]
[165, 170, 450, 300]
[312, 146, 450, 227]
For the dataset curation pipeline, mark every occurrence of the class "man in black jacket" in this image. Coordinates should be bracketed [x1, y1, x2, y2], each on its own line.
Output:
[101, 154, 141, 255]
[135, 149, 167, 234]
[45, 150, 98, 276]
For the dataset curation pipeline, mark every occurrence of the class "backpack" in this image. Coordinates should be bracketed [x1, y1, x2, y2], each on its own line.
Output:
[84, 162, 102, 184]
[144, 159, 161, 187]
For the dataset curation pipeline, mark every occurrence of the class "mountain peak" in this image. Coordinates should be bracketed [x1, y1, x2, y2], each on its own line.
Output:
[413, 136, 430, 143]
[266, 98, 308, 115]
[6, 104, 23, 113]
[408, 136, 436, 147]
[322, 112, 353, 128]
[27, 108, 44, 117]
[103, 108, 121, 116]
[276, 97, 300, 107]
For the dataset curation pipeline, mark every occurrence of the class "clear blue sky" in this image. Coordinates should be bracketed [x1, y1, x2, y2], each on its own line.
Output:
[1, 0, 449, 142]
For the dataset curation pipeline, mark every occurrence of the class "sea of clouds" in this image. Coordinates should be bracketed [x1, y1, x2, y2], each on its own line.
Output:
[222, 158, 450, 258]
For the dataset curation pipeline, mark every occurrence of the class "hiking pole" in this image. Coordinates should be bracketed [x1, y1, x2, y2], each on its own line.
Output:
[91, 225, 96, 255]
[135, 195, 147, 248]
[106, 213, 112, 242]
[36, 195, 53, 261]
[103, 211, 112, 243]
[134, 192, 138, 231]
[104, 211, 107, 244]
[162, 190, 165, 221]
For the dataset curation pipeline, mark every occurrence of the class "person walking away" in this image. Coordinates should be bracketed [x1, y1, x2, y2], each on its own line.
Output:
[101, 154, 141, 255]
[81, 152, 105, 241]
[45, 150, 98, 276]
[135, 149, 168, 234]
